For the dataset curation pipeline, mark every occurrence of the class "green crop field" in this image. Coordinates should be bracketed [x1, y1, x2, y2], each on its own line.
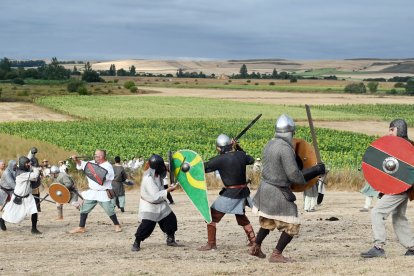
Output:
[36, 95, 383, 121]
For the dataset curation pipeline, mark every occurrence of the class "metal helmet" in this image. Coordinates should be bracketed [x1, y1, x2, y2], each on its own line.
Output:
[275, 114, 295, 133]
[390, 119, 408, 138]
[50, 165, 60, 174]
[216, 134, 233, 154]
[30, 147, 38, 154]
[18, 156, 31, 172]
[149, 154, 167, 178]
[216, 134, 231, 147]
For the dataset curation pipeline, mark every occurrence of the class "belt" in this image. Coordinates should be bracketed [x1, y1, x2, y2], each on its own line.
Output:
[13, 192, 30, 198]
[1, 186, 13, 192]
[225, 184, 248, 189]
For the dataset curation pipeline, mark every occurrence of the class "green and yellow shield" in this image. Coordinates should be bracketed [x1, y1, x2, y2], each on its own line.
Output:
[172, 150, 212, 223]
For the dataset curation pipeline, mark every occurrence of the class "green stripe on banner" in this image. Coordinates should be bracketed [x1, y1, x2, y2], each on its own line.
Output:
[363, 146, 414, 186]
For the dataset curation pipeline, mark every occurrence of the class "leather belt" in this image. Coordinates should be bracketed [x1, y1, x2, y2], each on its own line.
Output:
[225, 184, 248, 189]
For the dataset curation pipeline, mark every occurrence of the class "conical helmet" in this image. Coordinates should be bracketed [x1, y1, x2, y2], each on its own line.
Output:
[275, 114, 295, 133]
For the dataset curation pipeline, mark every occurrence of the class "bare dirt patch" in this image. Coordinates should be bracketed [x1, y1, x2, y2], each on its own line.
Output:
[1, 190, 413, 275]
[0, 102, 74, 122]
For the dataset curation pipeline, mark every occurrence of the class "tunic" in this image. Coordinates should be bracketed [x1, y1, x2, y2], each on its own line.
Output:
[138, 170, 172, 222]
[252, 137, 306, 224]
[77, 160, 114, 202]
[112, 165, 127, 196]
[2, 168, 40, 223]
[204, 150, 254, 214]
[0, 163, 16, 205]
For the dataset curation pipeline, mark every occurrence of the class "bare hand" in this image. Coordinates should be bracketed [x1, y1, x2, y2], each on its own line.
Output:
[167, 183, 179, 193]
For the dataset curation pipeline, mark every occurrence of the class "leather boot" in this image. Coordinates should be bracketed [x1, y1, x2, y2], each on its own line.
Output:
[248, 243, 266, 259]
[198, 223, 217, 251]
[131, 240, 141, 252]
[0, 218, 7, 231]
[166, 234, 179, 247]
[268, 249, 294, 263]
[243, 224, 256, 246]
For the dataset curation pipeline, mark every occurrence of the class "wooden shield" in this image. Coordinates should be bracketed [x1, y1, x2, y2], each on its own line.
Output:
[49, 183, 71, 204]
[172, 150, 212, 223]
[362, 136, 414, 195]
[291, 138, 319, 192]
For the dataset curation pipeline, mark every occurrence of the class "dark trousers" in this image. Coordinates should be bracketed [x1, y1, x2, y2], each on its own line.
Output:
[135, 212, 177, 242]
[211, 208, 250, 226]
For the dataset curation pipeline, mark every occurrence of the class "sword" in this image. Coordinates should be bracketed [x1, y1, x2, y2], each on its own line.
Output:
[70, 188, 84, 200]
[1, 199, 8, 211]
[305, 105, 322, 163]
[33, 195, 55, 204]
[233, 114, 262, 142]
[39, 193, 50, 203]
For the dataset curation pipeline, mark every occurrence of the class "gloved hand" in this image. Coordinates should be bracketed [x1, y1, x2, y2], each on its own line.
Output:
[302, 163, 326, 182]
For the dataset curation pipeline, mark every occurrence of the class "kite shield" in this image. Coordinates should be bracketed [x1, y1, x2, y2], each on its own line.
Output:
[84, 162, 108, 185]
[362, 136, 414, 195]
[172, 150, 212, 223]
[49, 183, 71, 204]
[291, 138, 319, 192]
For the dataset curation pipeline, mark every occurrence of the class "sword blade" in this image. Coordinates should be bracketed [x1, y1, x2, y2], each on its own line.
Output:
[234, 114, 262, 141]
[33, 195, 55, 204]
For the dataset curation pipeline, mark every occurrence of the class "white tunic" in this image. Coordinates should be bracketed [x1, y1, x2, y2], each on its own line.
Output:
[77, 160, 114, 202]
[2, 168, 40, 224]
[138, 169, 171, 222]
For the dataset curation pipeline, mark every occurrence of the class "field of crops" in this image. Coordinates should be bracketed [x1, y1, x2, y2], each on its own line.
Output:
[0, 118, 374, 170]
[36, 95, 383, 121]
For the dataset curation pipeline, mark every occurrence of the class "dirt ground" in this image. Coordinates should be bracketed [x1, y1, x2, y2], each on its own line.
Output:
[1, 190, 414, 275]
[0, 102, 73, 122]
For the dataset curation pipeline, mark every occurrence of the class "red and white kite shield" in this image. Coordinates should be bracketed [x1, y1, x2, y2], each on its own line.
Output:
[362, 136, 414, 195]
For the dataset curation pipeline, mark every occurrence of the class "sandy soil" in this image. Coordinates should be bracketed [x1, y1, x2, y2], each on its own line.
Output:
[1, 190, 413, 275]
[0, 103, 73, 122]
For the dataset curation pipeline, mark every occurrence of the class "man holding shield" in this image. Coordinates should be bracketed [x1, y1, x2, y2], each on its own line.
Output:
[69, 149, 122, 233]
[361, 119, 414, 258]
[250, 114, 325, 262]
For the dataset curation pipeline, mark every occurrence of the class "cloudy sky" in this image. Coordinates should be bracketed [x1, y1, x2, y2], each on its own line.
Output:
[1, 0, 413, 60]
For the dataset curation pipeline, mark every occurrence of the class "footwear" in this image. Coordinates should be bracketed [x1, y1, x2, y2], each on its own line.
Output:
[166, 234, 179, 247]
[69, 227, 86, 234]
[115, 225, 122, 232]
[120, 207, 125, 213]
[31, 228, 42, 235]
[269, 249, 294, 263]
[360, 208, 369, 212]
[404, 249, 414, 256]
[0, 218, 7, 231]
[361, 246, 385, 258]
[131, 241, 141, 252]
[243, 224, 256, 246]
[197, 224, 217, 251]
[248, 243, 266, 259]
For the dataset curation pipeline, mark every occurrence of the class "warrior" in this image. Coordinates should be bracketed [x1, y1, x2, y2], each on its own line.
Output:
[0, 156, 42, 234]
[27, 147, 43, 212]
[198, 133, 256, 251]
[49, 165, 81, 220]
[69, 149, 122, 233]
[0, 160, 17, 211]
[361, 119, 414, 258]
[131, 154, 179, 251]
[249, 114, 325, 262]
[111, 156, 128, 212]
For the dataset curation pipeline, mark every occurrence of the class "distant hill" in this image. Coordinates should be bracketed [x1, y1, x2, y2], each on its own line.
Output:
[380, 61, 414, 73]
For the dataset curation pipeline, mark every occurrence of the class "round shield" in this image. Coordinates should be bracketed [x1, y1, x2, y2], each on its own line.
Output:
[291, 138, 319, 192]
[49, 183, 71, 204]
[362, 136, 414, 195]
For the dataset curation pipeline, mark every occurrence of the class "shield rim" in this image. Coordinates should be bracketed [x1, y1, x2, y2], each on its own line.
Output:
[49, 183, 71, 204]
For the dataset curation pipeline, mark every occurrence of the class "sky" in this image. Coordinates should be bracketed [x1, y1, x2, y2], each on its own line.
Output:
[1, 0, 413, 61]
